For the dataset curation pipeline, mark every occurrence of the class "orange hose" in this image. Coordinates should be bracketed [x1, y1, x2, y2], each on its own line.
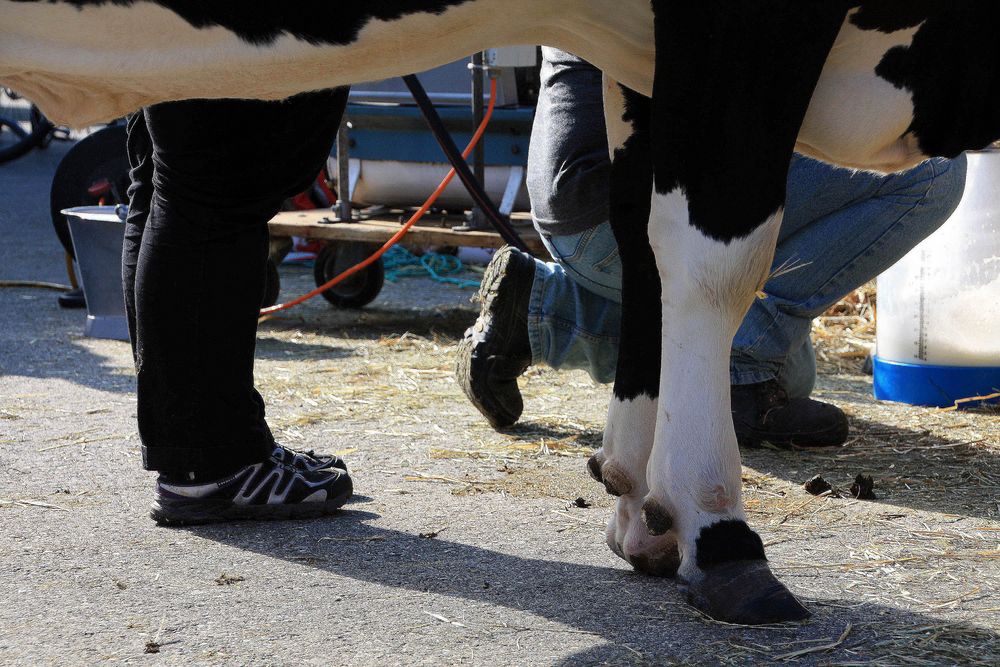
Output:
[260, 77, 499, 317]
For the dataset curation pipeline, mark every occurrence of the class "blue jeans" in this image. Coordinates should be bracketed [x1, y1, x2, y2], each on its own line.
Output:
[527, 153, 968, 398]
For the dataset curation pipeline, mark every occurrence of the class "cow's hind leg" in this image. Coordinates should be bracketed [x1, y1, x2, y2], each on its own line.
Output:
[591, 80, 680, 577]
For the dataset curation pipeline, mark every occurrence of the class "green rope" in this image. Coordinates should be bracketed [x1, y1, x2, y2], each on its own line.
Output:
[382, 245, 480, 289]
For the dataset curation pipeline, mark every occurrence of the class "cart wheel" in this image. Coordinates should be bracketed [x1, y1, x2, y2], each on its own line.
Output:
[262, 258, 280, 308]
[313, 242, 384, 309]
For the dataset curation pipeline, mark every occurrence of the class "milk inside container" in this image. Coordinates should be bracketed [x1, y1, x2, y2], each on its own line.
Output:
[875, 150, 1000, 407]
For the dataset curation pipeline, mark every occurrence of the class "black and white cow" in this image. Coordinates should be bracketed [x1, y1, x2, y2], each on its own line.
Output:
[3, 0, 997, 624]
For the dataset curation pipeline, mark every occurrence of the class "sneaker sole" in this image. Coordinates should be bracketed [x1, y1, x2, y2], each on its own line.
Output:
[150, 486, 353, 526]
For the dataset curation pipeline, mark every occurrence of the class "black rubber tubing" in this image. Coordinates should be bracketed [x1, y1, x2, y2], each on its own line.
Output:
[402, 74, 530, 253]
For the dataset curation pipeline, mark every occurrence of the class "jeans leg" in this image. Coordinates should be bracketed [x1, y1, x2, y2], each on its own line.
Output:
[527, 222, 623, 383]
[731, 153, 968, 390]
[526, 48, 611, 236]
[777, 336, 817, 399]
[131, 90, 347, 478]
[528, 154, 967, 396]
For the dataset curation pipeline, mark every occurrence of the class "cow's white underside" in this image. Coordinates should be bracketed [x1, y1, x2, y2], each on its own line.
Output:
[0, 0, 654, 126]
[800, 14, 923, 171]
[0, 2, 925, 174]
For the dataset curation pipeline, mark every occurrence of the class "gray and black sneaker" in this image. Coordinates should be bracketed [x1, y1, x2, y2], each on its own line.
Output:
[151, 450, 353, 526]
[456, 245, 535, 429]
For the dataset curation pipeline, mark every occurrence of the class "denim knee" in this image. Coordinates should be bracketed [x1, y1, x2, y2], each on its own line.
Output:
[542, 223, 623, 304]
[926, 154, 968, 218]
[883, 154, 967, 218]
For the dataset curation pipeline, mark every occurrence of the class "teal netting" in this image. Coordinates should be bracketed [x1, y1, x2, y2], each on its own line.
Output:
[382, 245, 481, 289]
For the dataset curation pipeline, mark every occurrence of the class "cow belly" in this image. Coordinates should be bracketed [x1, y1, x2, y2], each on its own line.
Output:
[0, 0, 653, 127]
[797, 12, 926, 172]
[798, 70, 924, 172]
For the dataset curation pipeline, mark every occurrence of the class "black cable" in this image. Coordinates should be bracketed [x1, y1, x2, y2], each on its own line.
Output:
[402, 74, 529, 252]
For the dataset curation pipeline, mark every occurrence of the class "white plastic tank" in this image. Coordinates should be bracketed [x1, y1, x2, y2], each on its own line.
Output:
[340, 159, 530, 212]
[874, 149, 1000, 406]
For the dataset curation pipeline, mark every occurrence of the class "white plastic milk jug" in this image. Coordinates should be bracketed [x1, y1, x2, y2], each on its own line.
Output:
[874, 149, 1000, 407]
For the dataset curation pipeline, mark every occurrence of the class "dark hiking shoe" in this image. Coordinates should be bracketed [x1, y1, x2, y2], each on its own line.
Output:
[271, 444, 347, 473]
[731, 379, 849, 449]
[456, 246, 535, 429]
[151, 453, 353, 526]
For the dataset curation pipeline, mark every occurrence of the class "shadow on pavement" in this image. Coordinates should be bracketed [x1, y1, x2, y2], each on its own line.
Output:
[191, 509, 1000, 665]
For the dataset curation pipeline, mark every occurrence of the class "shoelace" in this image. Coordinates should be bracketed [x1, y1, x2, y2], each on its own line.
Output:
[273, 447, 343, 478]
[274, 446, 323, 465]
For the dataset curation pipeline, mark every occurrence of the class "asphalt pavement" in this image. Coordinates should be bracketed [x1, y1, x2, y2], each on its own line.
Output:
[3, 139, 999, 666]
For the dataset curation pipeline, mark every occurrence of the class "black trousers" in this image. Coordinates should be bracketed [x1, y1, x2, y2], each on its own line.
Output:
[123, 90, 348, 478]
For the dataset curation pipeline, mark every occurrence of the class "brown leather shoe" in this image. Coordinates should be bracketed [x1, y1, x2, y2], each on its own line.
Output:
[456, 246, 534, 429]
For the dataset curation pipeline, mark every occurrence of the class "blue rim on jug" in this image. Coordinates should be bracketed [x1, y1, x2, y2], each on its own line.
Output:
[873, 356, 1000, 408]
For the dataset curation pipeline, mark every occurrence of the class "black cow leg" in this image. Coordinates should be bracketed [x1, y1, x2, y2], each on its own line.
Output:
[591, 81, 680, 578]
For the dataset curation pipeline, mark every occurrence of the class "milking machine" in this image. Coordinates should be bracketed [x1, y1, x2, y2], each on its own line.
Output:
[270, 47, 542, 309]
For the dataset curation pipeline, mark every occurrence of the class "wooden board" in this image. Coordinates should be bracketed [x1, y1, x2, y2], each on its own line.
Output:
[269, 210, 547, 256]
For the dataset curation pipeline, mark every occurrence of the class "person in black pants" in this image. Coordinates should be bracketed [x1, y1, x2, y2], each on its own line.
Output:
[122, 91, 353, 525]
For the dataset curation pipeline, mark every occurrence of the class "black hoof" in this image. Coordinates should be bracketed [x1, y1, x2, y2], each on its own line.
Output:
[586, 453, 604, 484]
[629, 550, 680, 578]
[641, 499, 673, 535]
[684, 560, 809, 625]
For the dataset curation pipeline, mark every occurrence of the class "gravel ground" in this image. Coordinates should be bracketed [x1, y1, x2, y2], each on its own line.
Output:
[1, 142, 999, 666]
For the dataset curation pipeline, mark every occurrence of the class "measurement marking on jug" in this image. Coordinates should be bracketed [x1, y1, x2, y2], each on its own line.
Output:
[917, 250, 928, 361]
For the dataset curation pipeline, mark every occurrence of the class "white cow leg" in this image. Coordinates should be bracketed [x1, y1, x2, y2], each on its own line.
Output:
[642, 188, 809, 624]
[593, 395, 680, 577]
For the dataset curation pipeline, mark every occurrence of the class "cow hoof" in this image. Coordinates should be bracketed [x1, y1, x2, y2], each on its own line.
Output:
[629, 550, 681, 578]
[587, 453, 633, 498]
[682, 560, 809, 625]
[641, 498, 674, 535]
[606, 497, 680, 578]
[586, 452, 605, 483]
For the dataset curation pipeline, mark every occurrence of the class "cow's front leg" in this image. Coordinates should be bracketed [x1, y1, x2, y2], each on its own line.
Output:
[644, 189, 807, 624]
[591, 80, 680, 576]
